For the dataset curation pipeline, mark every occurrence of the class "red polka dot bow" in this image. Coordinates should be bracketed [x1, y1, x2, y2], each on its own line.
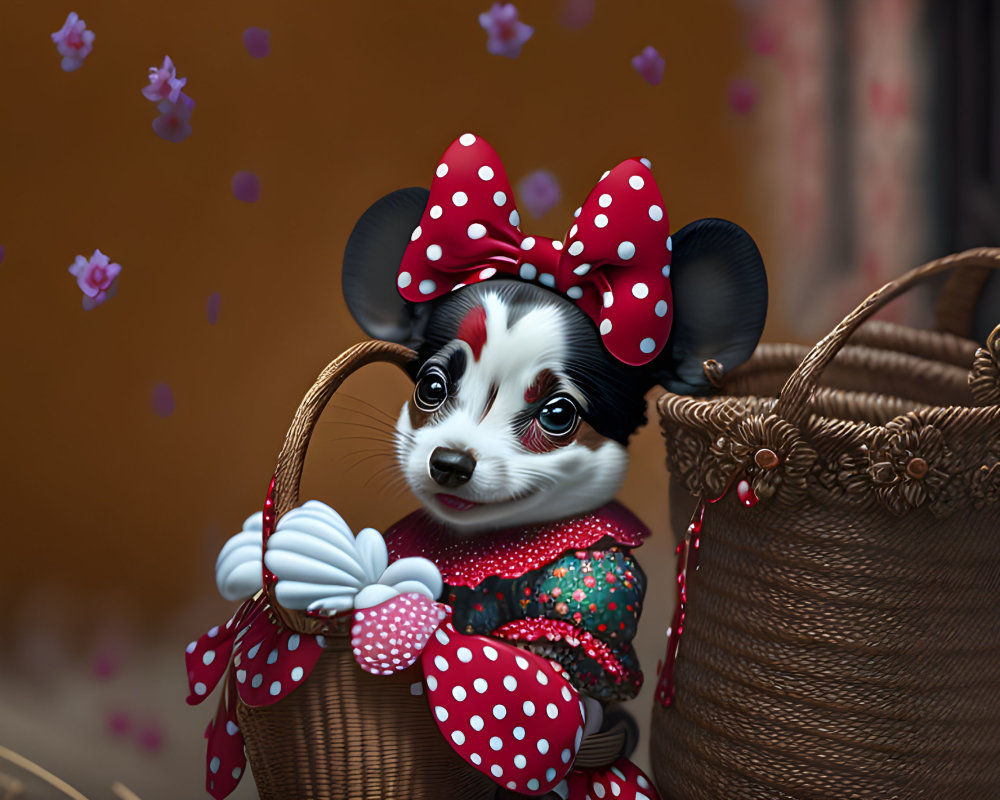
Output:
[399, 133, 673, 366]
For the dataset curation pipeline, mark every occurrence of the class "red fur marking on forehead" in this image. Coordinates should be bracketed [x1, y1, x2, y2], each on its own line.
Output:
[457, 306, 488, 361]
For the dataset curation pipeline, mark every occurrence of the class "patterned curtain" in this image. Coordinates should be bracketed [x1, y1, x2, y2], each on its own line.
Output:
[740, 0, 928, 335]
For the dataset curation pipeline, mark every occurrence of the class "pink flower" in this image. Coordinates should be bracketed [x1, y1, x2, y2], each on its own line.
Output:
[143, 56, 187, 104]
[632, 46, 665, 86]
[145, 58, 195, 142]
[479, 3, 534, 58]
[517, 169, 561, 219]
[153, 97, 194, 143]
[69, 249, 121, 307]
[51, 12, 95, 72]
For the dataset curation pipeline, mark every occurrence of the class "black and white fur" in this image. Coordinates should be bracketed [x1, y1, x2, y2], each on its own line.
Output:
[343, 187, 769, 531]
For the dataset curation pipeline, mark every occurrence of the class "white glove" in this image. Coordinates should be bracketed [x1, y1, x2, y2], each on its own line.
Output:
[264, 500, 443, 614]
[214, 512, 264, 601]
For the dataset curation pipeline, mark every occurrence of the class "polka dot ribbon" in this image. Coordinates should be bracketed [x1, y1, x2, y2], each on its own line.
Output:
[399, 133, 674, 366]
[186, 595, 323, 799]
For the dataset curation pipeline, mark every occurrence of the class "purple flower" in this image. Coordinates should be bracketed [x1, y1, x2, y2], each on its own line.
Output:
[69, 249, 121, 307]
[143, 56, 187, 104]
[51, 12, 95, 72]
[728, 77, 759, 115]
[153, 97, 194, 143]
[632, 46, 665, 86]
[231, 170, 261, 203]
[479, 3, 534, 58]
[517, 169, 561, 219]
[243, 27, 271, 58]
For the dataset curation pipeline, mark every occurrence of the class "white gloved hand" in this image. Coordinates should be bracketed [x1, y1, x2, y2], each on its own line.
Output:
[264, 500, 443, 615]
[214, 512, 264, 601]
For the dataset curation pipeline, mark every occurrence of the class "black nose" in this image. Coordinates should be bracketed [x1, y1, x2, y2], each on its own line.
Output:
[429, 447, 476, 488]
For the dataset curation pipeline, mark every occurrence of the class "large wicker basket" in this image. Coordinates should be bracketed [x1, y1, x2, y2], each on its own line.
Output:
[651, 248, 1000, 798]
[235, 340, 498, 800]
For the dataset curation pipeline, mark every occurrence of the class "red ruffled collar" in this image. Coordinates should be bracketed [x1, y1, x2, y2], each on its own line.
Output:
[384, 501, 650, 588]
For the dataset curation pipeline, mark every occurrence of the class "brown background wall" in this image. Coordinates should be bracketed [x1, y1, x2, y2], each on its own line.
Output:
[0, 1, 775, 795]
[0, 0, 764, 624]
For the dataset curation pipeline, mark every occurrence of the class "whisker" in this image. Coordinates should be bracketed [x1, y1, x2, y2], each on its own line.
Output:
[336, 392, 403, 423]
[340, 450, 396, 463]
[363, 466, 412, 497]
[322, 419, 415, 449]
[345, 452, 397, 470]
[326, 407, 399, 432]
[321, 419, 398, 438]
[329, 435, 395, 445]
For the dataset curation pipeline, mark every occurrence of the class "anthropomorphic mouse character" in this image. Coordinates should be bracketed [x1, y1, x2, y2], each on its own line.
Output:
[192, 133, 768, 800]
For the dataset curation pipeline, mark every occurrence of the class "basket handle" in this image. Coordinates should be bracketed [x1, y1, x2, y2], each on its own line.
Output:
[264, 339, 417, 629]
[775, 247, 1000, 428]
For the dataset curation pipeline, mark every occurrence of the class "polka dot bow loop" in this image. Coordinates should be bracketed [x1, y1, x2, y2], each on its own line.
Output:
[399, 133, 673, 366]
[421, 618, 587, 795]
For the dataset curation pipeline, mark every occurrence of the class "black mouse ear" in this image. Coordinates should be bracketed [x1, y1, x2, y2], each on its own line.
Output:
[342, 187, 430, 344]
[653, 217, 768, 394]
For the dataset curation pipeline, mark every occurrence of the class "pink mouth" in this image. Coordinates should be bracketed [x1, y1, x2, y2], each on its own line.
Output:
[435, 493, 479, 511]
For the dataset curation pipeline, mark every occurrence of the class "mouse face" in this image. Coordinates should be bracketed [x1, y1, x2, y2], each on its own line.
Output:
[341, 135, 769, 536]
[395, 282, 630, 532]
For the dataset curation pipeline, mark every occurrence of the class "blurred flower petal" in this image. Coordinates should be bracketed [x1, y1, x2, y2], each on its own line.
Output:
[517, 169, 561, 219]
[0, 244, 5, 265]
[479, 3, 534, 58]
[559, 0, 595, 29]
[206, 291, 221, 325]
[137, 723, 165, 752]
[152, 100, 193, 143]
[107, 709, 132, 737]
[243, 27, 271, 58]
[231, 170, 261, 203]
[728, 77, 759, 115]
[152, 382, 175, 418]
[52, 12, 94, 71]
[632, 46, 665, 86]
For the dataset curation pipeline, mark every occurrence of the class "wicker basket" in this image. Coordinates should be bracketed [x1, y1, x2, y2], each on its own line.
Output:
[235, 340, 497, 800]
[651, 248, 1000, 798]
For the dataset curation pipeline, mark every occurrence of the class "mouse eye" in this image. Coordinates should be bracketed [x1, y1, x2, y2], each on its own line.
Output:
[414, 366, 449, 411]
[537, 395, 579, 436]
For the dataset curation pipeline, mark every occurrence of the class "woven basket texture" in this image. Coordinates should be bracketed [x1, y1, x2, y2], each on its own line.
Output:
[237, 621, 497, 800]
[651, 249, 1000, 799]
